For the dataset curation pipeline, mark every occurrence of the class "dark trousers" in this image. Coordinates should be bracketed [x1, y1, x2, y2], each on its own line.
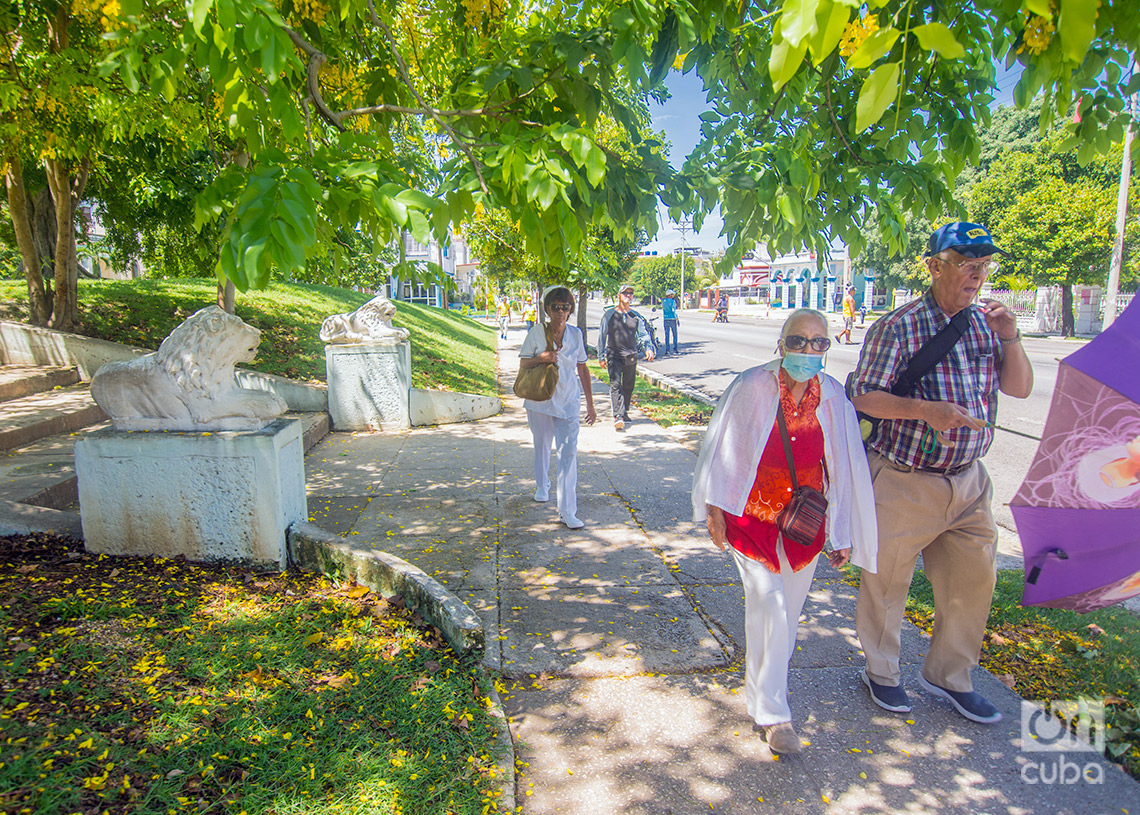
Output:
[663, 319, 678, 354]
[607, 356, 637, 422]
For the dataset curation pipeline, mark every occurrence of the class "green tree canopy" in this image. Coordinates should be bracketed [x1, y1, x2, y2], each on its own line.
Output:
[971, 132, 1140, 334]
[5, 0, 1139, 333]
[631, 253, 696, 300]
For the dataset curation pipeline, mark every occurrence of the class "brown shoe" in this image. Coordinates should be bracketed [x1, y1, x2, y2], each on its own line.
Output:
[764, 722, 802, 754]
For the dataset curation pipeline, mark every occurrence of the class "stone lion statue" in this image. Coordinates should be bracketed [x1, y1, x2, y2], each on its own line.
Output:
[319, 295, 411, 344]
[91, 306, 288, 432]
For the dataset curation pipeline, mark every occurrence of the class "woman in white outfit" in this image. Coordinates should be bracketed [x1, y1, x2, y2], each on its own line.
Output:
[519, 287, 597, 529]
[691, 308, 878, 754]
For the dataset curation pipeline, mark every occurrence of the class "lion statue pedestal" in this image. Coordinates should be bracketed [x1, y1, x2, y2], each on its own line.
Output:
[76, 307, 306, 568]
[321, 296, 412, 431]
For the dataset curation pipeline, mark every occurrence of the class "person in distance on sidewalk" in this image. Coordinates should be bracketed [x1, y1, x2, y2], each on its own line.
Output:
[692, 308, 878, 755]
[597, 283, 656, 431]
[519, 287, 597, 530]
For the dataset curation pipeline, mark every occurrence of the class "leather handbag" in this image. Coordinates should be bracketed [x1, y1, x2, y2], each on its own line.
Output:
[513, 325, 559, 401]
[774, 402, 828, 548]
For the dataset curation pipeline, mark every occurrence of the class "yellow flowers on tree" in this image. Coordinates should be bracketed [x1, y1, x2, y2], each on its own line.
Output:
[663, 0, 1139, 268]
[3, 0, 1138, 330]
[1, 2, 122, 330]
[104, 0, 670, 301]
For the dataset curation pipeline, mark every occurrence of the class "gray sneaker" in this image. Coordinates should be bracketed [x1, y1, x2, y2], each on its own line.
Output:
[918, 675, 1002, 724]
[860, 668, 912, 713]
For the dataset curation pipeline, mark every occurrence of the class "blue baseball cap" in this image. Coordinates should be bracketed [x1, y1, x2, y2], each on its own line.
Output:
[925, 222, 1010, 258]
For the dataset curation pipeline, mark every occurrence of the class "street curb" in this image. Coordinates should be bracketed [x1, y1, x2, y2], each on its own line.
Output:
[286, 521, 485, 656]
[486, 683, 517, 815]
[637, 366, 717, 407]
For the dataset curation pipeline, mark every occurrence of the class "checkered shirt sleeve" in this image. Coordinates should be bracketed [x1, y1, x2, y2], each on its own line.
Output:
[850, 293, 1003, 470]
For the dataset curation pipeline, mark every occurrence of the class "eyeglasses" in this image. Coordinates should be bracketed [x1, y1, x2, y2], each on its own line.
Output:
[940, 256, 997, 275]
[783, 335, 831, 352]
[619, 290, 634, 296]
[548, 304, 573, 313]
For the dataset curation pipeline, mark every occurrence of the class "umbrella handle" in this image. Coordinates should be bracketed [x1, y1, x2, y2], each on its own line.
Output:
[1025, 548, 1069, 585]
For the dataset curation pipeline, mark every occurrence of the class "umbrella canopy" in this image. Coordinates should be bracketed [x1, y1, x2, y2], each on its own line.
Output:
[1012, 296, 1140, 612]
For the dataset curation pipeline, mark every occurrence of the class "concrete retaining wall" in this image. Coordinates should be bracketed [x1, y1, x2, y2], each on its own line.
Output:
[287, 521, 485, 657]
[410, 388, 500, 426]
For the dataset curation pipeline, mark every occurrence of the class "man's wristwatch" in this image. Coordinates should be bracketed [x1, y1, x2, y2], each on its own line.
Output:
[1000, 329, 1022, 344]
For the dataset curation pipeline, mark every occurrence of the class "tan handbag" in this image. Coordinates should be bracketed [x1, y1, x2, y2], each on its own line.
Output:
[513, 325, 559, 401]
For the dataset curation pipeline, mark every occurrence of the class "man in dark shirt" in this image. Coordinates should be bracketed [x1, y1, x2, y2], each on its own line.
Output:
[597, 283, 656, 431]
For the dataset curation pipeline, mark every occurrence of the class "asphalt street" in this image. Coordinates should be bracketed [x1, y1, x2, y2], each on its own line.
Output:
[582, 300, 1079, 536]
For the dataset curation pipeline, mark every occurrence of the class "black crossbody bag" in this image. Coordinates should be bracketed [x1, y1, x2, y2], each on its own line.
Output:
[846, 309, 971, 442]
[774, 402, 829, 548]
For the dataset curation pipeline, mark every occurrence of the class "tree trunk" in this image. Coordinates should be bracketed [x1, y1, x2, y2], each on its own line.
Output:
[44, 158, 77, 333]
[4, 156, 50, 325]
[69, 158, 91, 326]
[1061, 283, 1074, 337]
[217, 278, 236, 313]
[30, 187, 56, 268]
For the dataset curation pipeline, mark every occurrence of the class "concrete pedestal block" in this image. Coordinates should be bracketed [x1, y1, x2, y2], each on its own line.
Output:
[325, 342, 411, 430]
[74, 418, 306, 568]
[1075, 285, 1103, 335]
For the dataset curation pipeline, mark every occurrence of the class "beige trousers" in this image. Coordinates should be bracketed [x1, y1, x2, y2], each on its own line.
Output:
[856, 452, 997, 693]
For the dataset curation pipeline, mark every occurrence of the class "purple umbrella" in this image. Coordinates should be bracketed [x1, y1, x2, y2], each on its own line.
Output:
[1012, 296, 1140, 612]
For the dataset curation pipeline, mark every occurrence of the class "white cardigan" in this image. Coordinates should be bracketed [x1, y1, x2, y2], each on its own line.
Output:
[691, 359, 879, 572]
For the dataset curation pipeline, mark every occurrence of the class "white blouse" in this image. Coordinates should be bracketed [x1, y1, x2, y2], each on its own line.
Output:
[519, 323, 588, 421]
[691, 359, 879, 571]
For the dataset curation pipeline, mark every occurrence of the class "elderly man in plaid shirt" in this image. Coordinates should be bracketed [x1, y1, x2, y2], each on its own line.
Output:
[849, 222, 1033, 724]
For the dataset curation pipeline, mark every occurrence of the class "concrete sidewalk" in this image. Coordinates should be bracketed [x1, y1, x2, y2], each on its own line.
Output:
[303, 326, 1138, 815]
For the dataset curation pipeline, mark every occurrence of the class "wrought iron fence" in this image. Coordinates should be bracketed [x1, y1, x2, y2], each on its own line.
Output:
[985, 290, 1038, 317]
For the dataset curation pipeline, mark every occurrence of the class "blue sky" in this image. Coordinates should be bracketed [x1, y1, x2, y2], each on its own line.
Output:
[644, 64, 1024, 256]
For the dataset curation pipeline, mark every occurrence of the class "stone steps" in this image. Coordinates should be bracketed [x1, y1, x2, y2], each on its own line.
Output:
[0, 364, 81, 403]
[0, 383, 107, 452]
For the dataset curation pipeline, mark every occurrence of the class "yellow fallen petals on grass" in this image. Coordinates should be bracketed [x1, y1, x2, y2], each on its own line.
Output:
[242, 666, 283, 687]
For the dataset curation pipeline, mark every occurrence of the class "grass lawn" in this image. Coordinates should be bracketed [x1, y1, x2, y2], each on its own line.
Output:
[904, 569, 1140, 776]
[0, 279, 496, 396]
[0, 533, 507, 815]
[586, 360, 712, 427]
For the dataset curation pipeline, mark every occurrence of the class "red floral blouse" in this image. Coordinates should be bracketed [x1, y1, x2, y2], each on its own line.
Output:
[723, 371, 827, 573]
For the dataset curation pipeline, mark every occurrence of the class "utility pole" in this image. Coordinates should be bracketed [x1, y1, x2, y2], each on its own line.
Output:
[677, 216, 690, 309]
[1105, 69, 1137, 329]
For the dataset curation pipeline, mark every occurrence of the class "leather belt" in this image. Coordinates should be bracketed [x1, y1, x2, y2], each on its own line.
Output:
[876, 452, 974, 477]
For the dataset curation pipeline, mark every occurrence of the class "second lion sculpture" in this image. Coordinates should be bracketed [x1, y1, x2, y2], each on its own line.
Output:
[319, 295, 411, 344]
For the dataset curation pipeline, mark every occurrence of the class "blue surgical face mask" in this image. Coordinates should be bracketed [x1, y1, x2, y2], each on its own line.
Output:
[781, 351, 824, 382]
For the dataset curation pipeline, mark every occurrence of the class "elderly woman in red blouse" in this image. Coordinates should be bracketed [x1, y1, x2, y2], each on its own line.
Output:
[692, 308, 877, 755]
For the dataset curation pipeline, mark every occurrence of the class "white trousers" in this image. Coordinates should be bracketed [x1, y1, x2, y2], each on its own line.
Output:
[730, 544, 819, 726]
[526, 410, 580, 520]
